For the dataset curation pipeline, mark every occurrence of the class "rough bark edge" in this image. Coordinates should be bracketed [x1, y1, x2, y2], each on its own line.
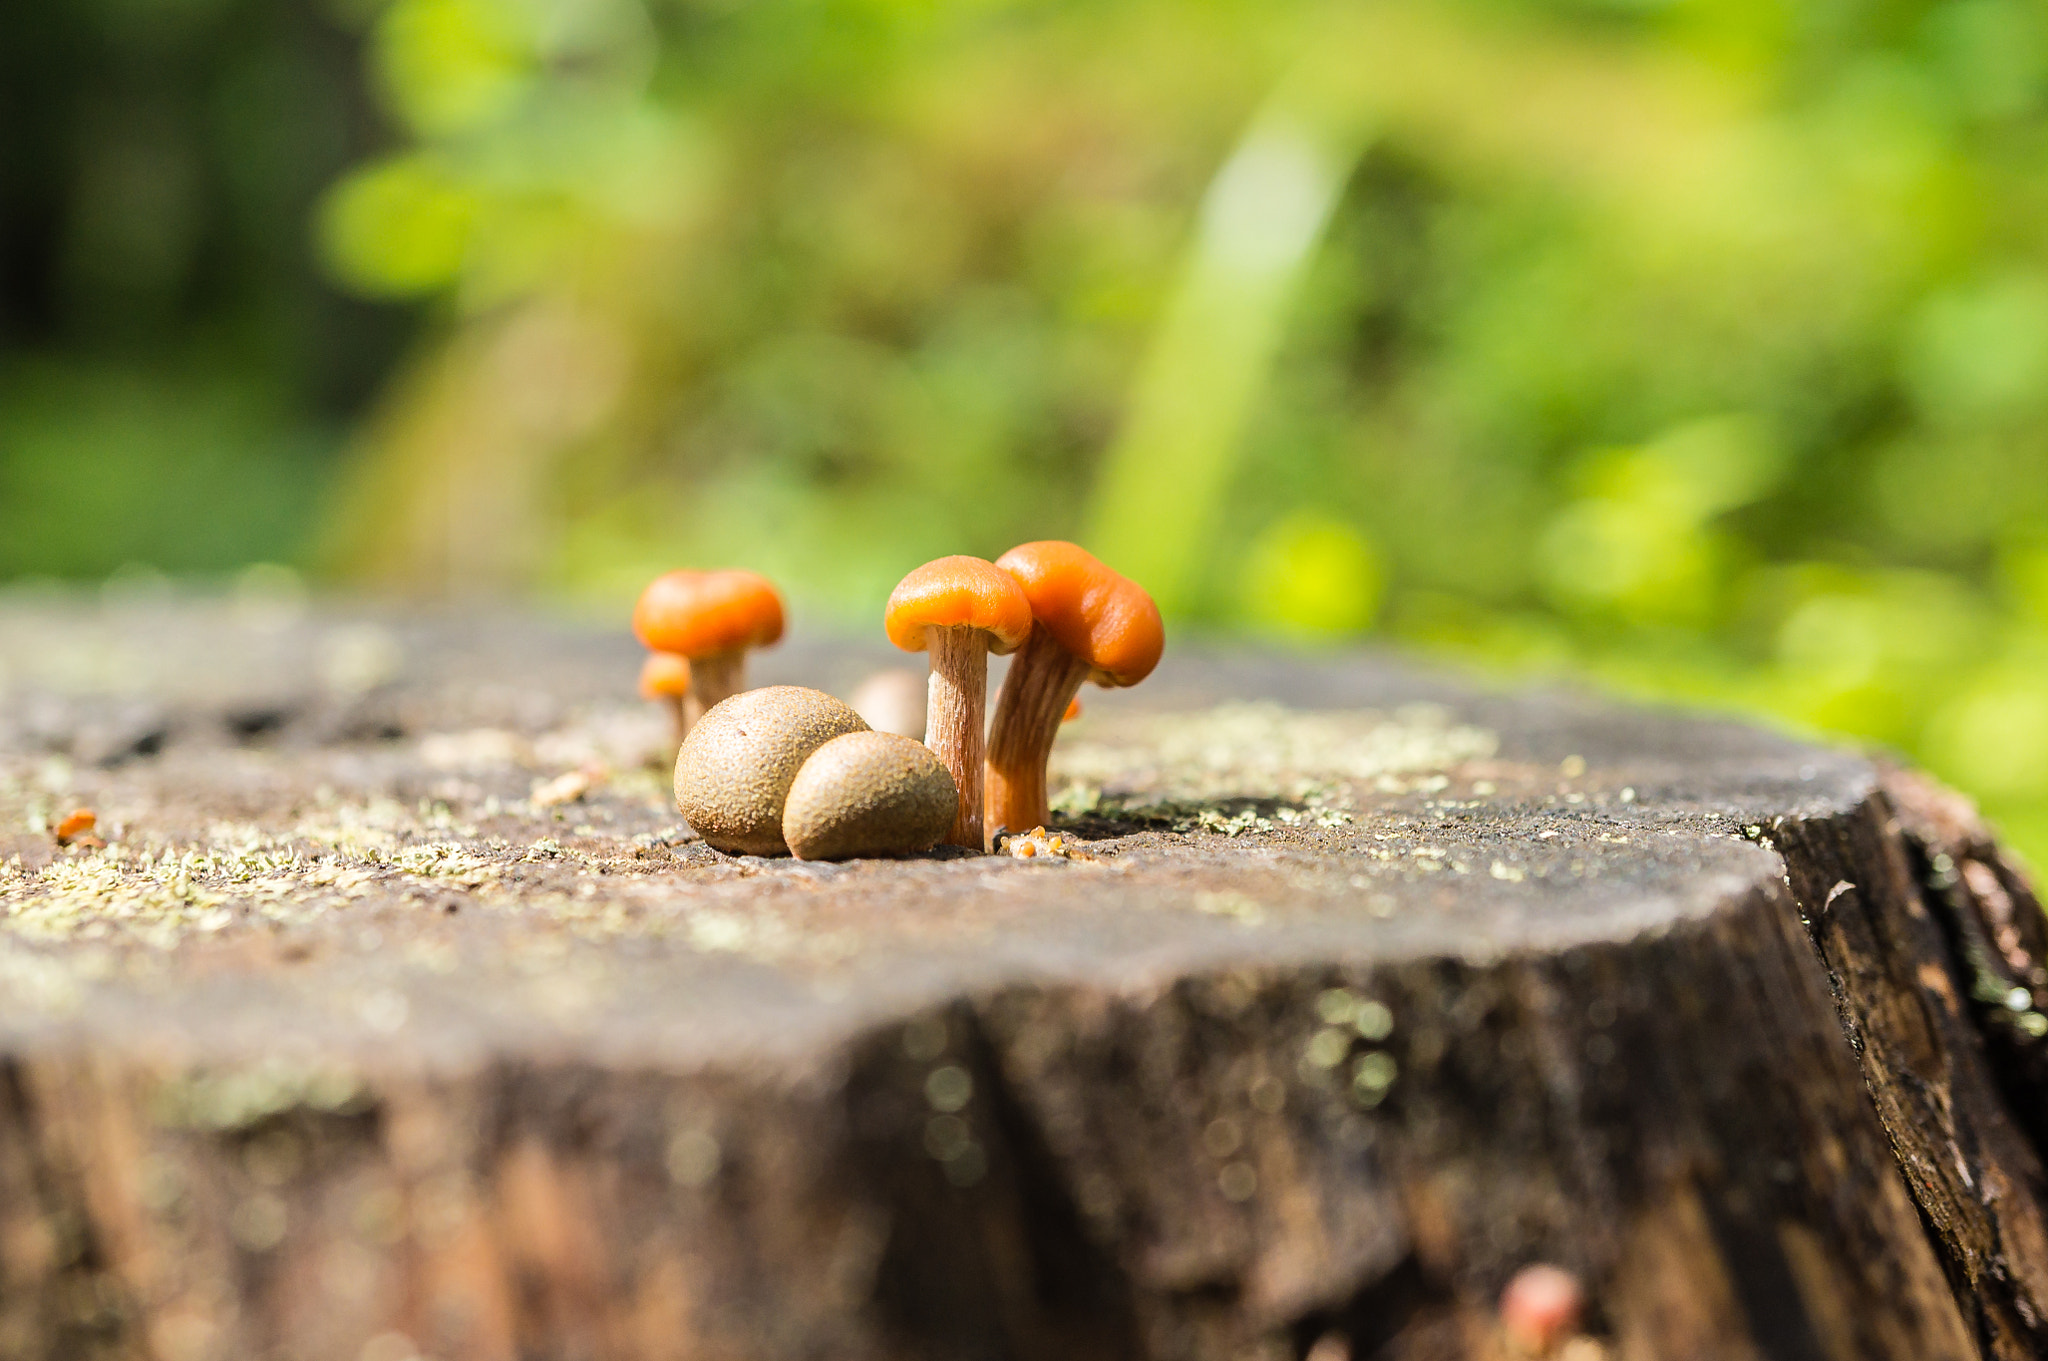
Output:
[967, 874, 1976, 1361]
[1770, 768, 2048, 1361]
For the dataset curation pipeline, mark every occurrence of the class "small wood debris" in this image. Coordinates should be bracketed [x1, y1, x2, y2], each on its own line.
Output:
[531, 764, 608, 808]
[1000, 827, 1094, 860]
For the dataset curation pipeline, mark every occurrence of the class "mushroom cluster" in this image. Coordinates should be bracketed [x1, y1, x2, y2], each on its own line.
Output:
[633, 569, 785, 732]
[635, 541, 1159, 861]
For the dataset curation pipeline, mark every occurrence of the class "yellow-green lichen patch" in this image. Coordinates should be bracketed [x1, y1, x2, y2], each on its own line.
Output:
[292, 795, 448, 856]
[8, 848, 238, 946]
[0, 802, 523, 946]
[1051, 701, 1498, 813]
[385, 842, 501, 887]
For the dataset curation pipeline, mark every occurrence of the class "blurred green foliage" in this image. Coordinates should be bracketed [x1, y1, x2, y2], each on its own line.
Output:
[0, 0, 407, 575]
[6, 0, 2048, 863]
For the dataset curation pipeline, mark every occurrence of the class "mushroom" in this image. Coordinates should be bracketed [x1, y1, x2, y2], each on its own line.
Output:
[845, 667, 928, 738]
[53, 808, 103, 849]
[632, 569, 785, 729]
[884, 556, 1033, 848]
[783, 731, 957, 861]
[985, 541, 1163, 840]
[673, 686, 868, 855]
[638, 651, 692, 754]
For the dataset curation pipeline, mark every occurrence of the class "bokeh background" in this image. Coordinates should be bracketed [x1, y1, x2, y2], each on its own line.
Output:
[5, 0, 2047, 860]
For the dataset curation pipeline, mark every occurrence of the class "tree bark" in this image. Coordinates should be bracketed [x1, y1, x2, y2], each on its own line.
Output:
[0, 602, 2043, 1359]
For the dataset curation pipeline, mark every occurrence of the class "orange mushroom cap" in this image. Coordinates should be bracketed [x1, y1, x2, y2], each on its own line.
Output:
[884, 556, 1034, 656]
[633, 569, 785, 657]
[995, 541, 1163, 686]
[638, 652, 692, 700]
[53, 808, 98, 845]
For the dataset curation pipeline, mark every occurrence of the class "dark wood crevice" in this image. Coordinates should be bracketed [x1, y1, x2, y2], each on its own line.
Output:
[1768, 773, 2048, 1361]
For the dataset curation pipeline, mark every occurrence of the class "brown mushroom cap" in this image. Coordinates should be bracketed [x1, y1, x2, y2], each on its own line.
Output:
[634, 569, 785, 658]
[884, 556, 1033, 655]
[673, 687, 868, 856]
[993, 541, 1163, 686]
[782, 732, 957, 861]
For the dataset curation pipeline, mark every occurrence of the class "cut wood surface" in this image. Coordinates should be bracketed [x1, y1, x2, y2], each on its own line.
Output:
[2, 599, 2046, 1361]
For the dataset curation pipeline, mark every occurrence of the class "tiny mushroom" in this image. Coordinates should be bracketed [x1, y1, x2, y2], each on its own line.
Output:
[638, 651, 692, 751]
[985, 541, 1163, 840]
[884, 556, 1033, 849]
[783, 731, 957, 861]
[53, 808, 102, 849]
[673, 686, 868, 855]
[632, 569, 785, 729]
[846, 667, 928, 738]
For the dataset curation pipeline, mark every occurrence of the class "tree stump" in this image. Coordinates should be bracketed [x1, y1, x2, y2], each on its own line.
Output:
[2, 600, 2046, 1361]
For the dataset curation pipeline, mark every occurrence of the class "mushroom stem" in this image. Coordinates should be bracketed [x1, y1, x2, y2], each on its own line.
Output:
[659, 694, 688, 764]
[685, 651, 747, 728]
[984, 622, 1089, 842]
[922, 625, 988, 849]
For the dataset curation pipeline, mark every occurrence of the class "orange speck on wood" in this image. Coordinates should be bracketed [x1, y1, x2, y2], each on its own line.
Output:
[1501, 1263, 1585, 1354]
[54, 809, 99, 845]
